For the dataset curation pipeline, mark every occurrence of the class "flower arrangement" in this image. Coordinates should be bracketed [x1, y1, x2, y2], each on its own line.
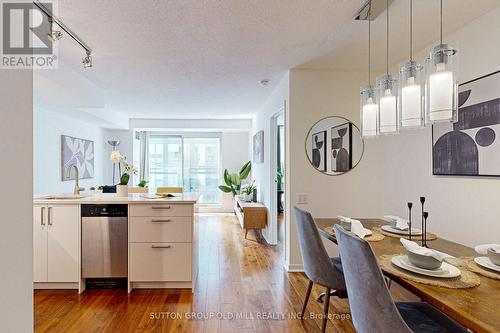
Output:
[109, 151, 137, 196]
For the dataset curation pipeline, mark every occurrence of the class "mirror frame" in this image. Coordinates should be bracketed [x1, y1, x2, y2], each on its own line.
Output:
[304, 116, 365, 176]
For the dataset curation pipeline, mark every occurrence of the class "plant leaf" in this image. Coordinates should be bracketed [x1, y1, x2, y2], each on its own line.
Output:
[239, 161, 252, 180]
[224, 169, 233, 186]
[230, 173, 241, 186]
[218, 185, 233, 193]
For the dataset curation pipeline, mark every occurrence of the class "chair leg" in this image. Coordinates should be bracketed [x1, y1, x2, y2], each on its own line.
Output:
[301, 280, 313, 319]
[321, 287, 331, 333]
[245, 229, 248, 239]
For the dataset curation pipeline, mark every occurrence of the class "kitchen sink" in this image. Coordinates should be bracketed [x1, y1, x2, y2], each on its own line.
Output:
[41, 194, 87, 200]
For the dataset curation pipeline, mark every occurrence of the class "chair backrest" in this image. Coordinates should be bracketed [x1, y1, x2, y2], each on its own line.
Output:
[129, 187, 148, 193]
[156, 187, 183, 194]
[333, 225, 412, 333]
[293, 207, 344, 288]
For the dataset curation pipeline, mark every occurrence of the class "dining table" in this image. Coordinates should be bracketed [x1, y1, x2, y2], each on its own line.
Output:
[314, 217, 500, 333]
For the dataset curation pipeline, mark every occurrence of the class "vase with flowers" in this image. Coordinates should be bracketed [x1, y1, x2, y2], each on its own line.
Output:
[110, 151, 138, 197]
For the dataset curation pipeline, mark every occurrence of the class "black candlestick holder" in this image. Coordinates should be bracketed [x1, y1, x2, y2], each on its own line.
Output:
[422, 212, 429, 247]
[407, 202, 413, 241]
[420, 197, 425, 246]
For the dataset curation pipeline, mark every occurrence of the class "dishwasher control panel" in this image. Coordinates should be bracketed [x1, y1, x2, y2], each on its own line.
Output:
[81, 204, 128, 217]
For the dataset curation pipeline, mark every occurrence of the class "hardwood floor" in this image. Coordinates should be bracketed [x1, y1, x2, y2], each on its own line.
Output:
[35, 213, 415, 333]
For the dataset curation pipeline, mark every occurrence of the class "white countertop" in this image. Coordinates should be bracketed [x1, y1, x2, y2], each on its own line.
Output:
[34, 193, 199, 205]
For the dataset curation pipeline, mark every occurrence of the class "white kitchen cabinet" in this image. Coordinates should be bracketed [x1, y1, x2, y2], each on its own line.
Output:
[33, 205, 79, 283]
[128, 202, 194, 292]
[33, 205, 48, 282]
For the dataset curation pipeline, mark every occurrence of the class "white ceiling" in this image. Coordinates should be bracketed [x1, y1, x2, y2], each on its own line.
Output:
[34, 0, 500, 122]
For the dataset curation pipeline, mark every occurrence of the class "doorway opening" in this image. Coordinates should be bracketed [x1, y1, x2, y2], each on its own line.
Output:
[269, 107, 286, 255]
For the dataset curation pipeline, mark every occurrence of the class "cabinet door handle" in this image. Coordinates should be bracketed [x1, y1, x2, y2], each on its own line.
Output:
[47, 207, 52, 225]
[151, 245, 172, 249]
[152, 206, 171, 210]
[41, 207, 45, 226]
[151, 219, 171, 223]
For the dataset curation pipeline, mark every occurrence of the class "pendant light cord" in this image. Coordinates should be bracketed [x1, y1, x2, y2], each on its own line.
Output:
[386, 0, 389, 75]
[440, 0, 443, 44]
[409, 0, 413, 60]
[368, 2, 371, 85]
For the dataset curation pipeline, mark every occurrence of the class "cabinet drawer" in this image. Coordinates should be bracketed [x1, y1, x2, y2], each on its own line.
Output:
[129, 204, 193, 217]
[130, 243, 192, 282]
[129, 216, 192, 242]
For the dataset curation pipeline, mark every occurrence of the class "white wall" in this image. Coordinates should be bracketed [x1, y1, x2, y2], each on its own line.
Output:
[380, 6, 500, 246]
[287, 69, 385, 269]
[259, 6, 500, 272]
[0, 55, 33, 331]
[252, 73, 290, 249]
[33, 108, 107, 195]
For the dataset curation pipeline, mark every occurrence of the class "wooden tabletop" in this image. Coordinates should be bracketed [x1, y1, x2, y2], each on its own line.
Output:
[315, 218, 500, 333]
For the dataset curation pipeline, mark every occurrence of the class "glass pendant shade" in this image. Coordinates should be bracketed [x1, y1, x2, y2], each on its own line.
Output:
[399, 60, 425, 128]
[376, 74, 399, 134]
[425, 43, 458, 123]
[360, 85, 378, 138]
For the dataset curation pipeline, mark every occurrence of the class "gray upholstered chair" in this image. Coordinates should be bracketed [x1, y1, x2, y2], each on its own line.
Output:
[333, 225, 469, 333]
[293, 207, 347, 333]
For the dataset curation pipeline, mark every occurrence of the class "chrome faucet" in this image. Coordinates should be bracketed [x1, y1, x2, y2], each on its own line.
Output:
[66, 164, 85, 195]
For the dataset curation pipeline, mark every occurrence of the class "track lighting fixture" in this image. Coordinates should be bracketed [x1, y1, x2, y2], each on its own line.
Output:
[82, 52, 93, 69]
[33, 1, 93, 68]
[47, 18, 62, 41]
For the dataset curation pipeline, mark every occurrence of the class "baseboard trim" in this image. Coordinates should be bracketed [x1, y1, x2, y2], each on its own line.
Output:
[34, 282, 78, 290]
[284, 264, 304, 272]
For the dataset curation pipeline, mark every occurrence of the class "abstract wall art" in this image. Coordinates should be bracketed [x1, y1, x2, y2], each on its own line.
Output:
[253, 130, 264, 163]
[61, 135, 95, 180]
[331, 122, 353, 172]
[432, 71, 500, 176]
[311, 130, 327, 172]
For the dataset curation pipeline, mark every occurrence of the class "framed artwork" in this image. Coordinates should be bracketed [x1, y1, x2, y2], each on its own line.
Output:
[331, 122, 353, 172]
[311, 130, 327, 172]
[61, 135, 95, 180]
[432, 70, 500, 176]
[253, 130, 264, 163]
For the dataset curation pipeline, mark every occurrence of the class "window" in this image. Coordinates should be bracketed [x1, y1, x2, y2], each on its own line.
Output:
[148, 134, 221, 205]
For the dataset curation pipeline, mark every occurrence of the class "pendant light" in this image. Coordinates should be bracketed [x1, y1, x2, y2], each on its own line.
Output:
[360, 3, 378, 138]
[376, 0, 398, 134]
[425, 0, 458, 123]
[399, 0, 425, 128]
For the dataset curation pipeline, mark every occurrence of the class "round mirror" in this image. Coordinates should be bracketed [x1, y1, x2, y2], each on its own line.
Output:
[305, 116, 364, 175]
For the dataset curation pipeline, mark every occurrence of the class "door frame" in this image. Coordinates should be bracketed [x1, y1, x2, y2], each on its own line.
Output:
[268, 105, 285, 246]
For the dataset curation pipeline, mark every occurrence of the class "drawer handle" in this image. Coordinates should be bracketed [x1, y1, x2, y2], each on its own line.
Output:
[151, 245, 172, 249]
[151, 219, 171, 223]
[152, 206, 171, 210]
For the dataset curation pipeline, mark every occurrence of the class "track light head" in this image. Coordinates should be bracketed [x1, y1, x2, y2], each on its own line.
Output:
[47, 30, 63, 41]
[82, 52, 93, 69]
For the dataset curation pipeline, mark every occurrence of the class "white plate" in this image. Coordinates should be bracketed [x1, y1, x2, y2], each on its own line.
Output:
[391, 255, 461, 278]
[474, 257, 500, 273]
[332, 226, 372, 236]
[381, 225, 423, 236]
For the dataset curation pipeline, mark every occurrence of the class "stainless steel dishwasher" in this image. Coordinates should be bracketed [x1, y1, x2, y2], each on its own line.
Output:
[81, 204, 128, 279]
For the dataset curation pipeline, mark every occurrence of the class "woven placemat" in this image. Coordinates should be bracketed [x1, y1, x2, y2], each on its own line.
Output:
[323, 226, 385, 242]
[461, 257, 500, 280]
[374, 227, 437, 241]
[379, 254, 480, 289]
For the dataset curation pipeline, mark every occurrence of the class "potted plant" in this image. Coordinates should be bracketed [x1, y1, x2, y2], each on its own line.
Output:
[137, 180, 149, 188]
[218, 161, 251, 196]
[241, 182, 257, 202]
[111, 152, 138, 197]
